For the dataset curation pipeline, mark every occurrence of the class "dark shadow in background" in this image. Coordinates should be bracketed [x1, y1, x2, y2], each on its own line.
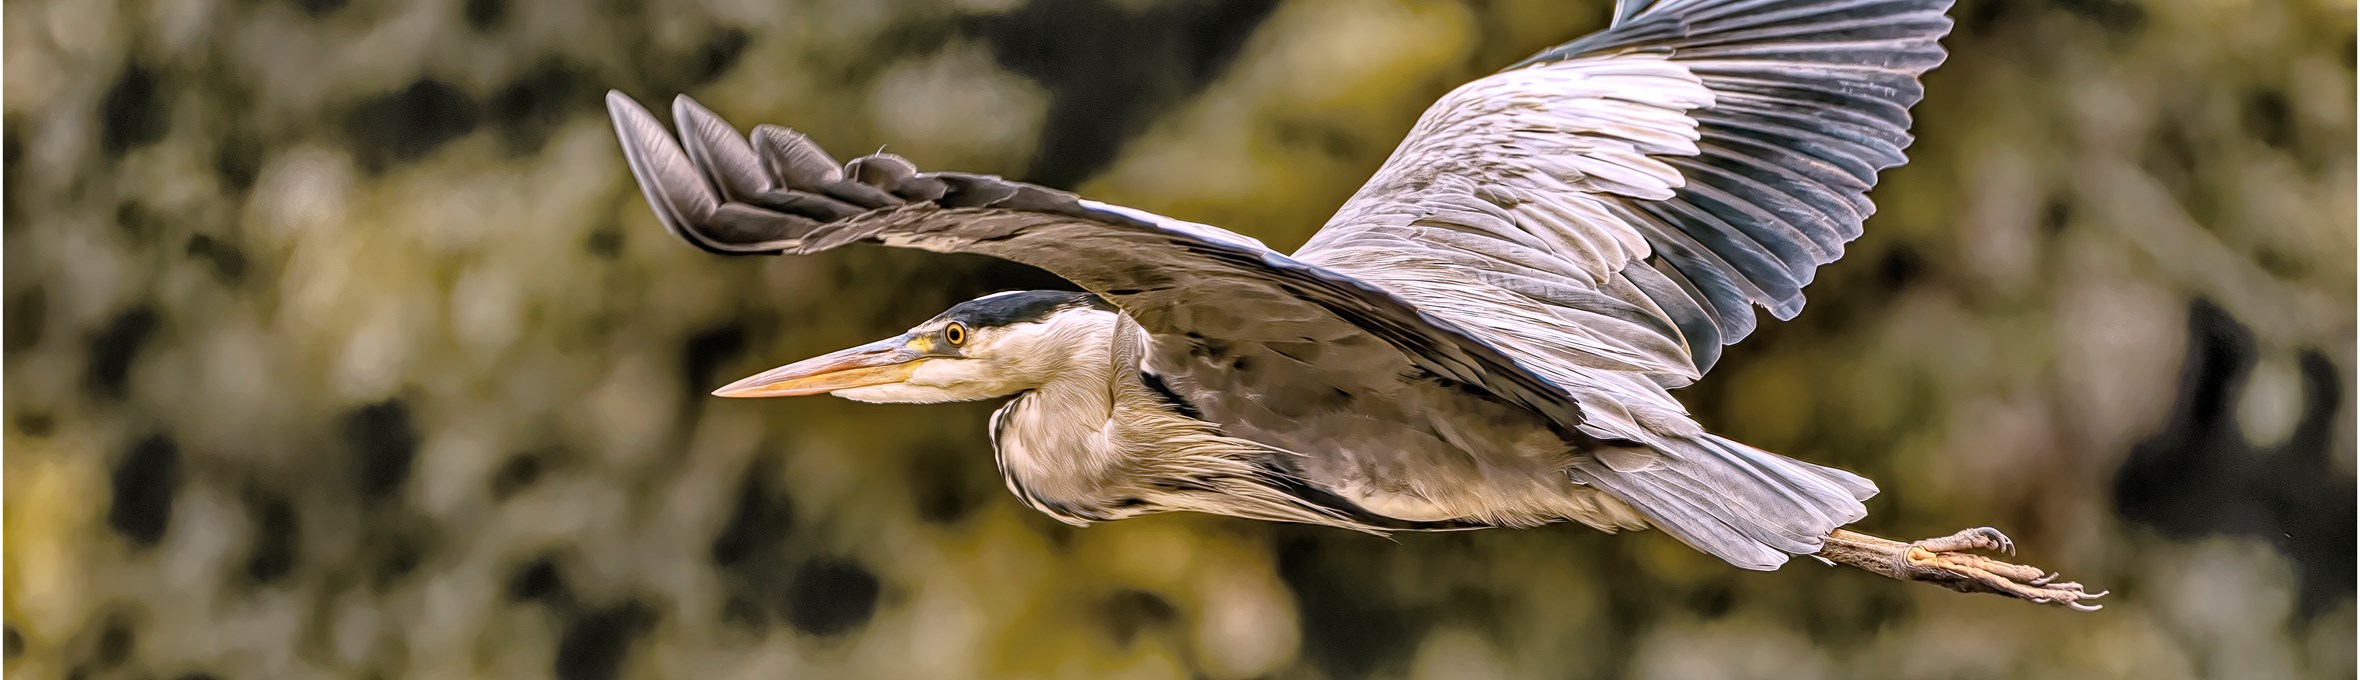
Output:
[2113, 299, 2356, 617]
[956, 0, 1278, 188]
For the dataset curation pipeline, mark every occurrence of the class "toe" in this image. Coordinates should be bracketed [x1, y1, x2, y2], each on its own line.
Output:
[1913, 526, 2015, 554]
[1904, 548, 2106, 611]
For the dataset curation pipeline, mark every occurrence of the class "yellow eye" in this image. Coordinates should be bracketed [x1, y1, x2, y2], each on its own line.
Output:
[944, 323, 967, 346]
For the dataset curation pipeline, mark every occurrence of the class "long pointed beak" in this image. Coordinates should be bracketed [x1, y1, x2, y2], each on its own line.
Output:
[713, 337, 928, 398]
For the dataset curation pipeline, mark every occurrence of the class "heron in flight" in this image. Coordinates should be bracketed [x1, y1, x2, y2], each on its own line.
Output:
[608, 0, 2102, 609]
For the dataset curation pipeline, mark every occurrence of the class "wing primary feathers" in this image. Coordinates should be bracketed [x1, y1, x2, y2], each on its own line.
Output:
[606, 91, 728, 254]
[749, 124, 845, 186]
[703, 204, 819, 252]
[743, 123, 904, 209]
[1610, 0, 1649, 26]
[671, 95, 771, 205]
[744, 188, 866, 222]
[847, 153, 918, 190]
[936, 173, 1021, 207]
[1302, 0, 1953, 378]
[893, 174, 952, 202]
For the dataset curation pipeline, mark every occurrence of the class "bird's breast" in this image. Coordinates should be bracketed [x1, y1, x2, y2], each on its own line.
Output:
[988, 391, 1114, 520]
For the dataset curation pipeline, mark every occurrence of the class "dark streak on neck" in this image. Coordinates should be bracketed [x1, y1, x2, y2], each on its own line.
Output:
[1137, 370, 1203, 421]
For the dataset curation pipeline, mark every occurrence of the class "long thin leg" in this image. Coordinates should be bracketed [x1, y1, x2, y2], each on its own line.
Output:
[1815, 527, 2106, 611]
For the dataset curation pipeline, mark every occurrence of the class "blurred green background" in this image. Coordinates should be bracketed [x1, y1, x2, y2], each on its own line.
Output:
[4, 0, 2353, 678]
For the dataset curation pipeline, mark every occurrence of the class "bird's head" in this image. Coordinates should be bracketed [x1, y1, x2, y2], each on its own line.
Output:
[713, 290, 1117, 404]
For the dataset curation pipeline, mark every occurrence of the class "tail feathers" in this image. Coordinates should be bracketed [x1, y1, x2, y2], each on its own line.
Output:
[1570, 434, 1877, 570]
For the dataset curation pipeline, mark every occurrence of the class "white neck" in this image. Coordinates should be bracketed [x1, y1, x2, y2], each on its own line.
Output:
[982, 313, 1392, 532]
[987, 311, 1136, 518]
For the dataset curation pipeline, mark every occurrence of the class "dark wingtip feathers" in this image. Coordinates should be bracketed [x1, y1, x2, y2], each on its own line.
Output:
[750, 124, 846, 187]
[1570, 0, 1954, 349]
[672, 94, 770, 205]
[608, 92, 805, 254]
[605, 92, 1109, 257]
[607, 91, 727, 253]
[846, 153, 918, 189]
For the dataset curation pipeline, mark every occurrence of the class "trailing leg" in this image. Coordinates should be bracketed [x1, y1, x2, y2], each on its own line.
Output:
[1815, 527, 2106, 611]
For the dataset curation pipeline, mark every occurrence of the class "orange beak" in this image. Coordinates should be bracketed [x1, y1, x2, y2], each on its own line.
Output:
[712, 337, 928, 398]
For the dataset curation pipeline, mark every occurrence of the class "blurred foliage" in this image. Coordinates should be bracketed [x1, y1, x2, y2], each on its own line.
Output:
[2, 0, 2353, 678]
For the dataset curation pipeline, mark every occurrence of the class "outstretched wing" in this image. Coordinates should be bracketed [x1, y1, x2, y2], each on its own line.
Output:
[1297, 0, 1954, 385]
[605, 92, 1588, 432]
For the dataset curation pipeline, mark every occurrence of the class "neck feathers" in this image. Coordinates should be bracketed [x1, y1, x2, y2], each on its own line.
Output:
[986, 313, 1408, 534]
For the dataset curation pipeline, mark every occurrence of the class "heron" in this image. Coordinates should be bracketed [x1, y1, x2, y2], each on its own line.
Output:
[607, 0, 2103, 609]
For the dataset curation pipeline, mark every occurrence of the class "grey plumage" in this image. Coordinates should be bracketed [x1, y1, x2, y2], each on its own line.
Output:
[610, 0, 1954, 571]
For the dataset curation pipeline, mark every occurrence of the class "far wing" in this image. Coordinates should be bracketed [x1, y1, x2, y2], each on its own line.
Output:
[1297, 0, 1955, 384]
[607, 92, 1589, 433]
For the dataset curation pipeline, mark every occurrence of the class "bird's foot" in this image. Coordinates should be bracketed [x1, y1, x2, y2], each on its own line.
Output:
[1817, 527, 2106, 611]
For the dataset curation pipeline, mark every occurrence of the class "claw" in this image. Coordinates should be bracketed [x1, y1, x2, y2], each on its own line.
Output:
[1825, 527, 2106, 612]
[1977, 527, 2014, 556]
